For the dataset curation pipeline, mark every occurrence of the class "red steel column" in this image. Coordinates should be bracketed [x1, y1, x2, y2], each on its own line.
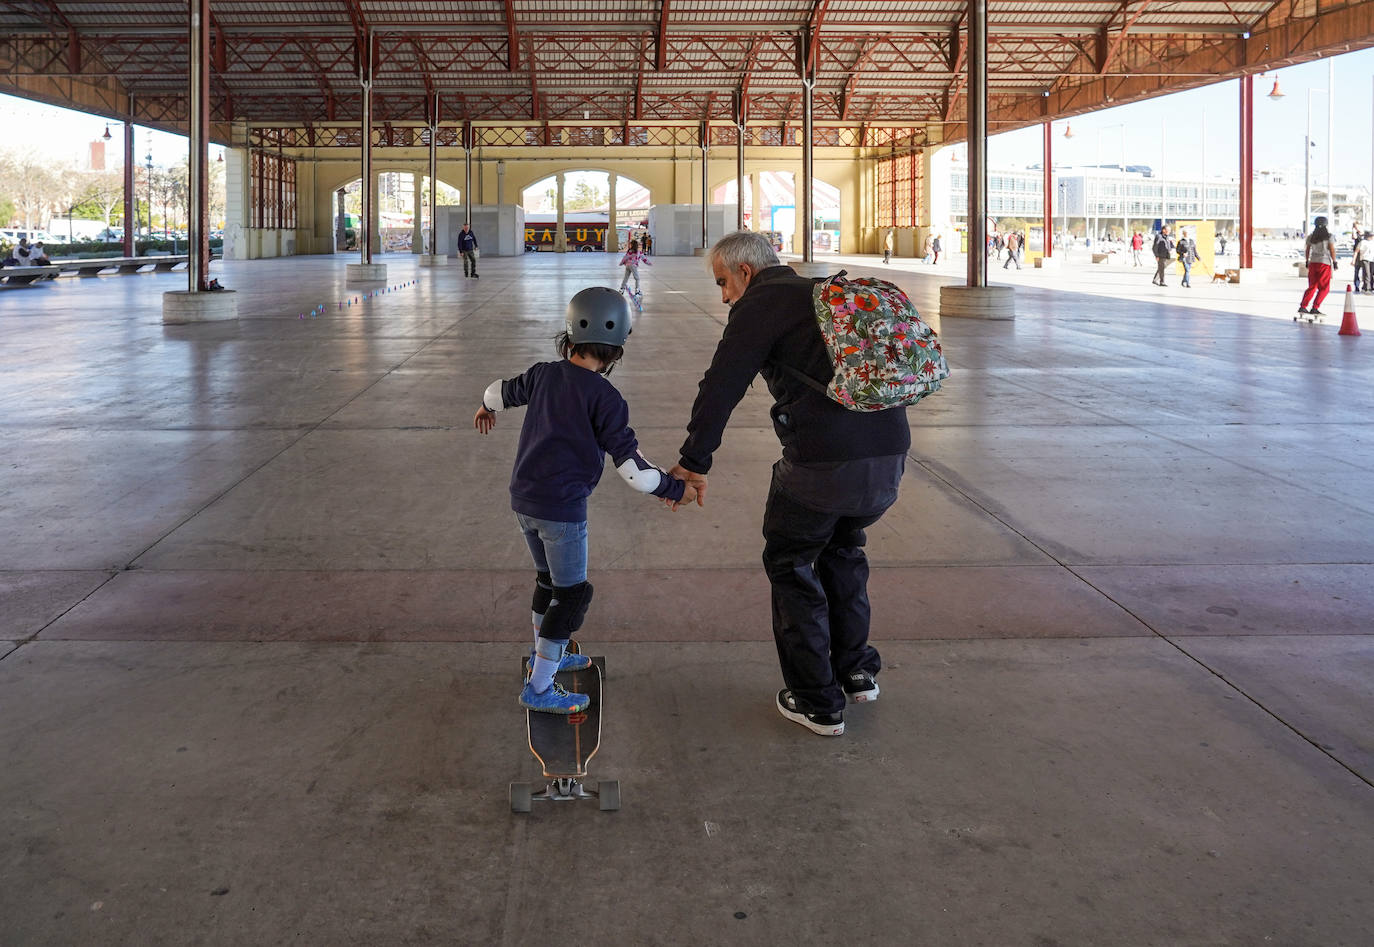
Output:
[1043, 121, 1053, 258]
[188, 0, 210, 290]
[1239, 75, 1254, 269]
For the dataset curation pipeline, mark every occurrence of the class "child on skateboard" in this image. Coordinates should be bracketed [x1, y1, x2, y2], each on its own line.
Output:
[618, 239, 651, 304]
[474, 286, 694, 714]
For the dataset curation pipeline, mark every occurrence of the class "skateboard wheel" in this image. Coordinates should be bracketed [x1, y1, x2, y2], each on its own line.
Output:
[598, 780, 620, 811]
[510, 782, 532, 813]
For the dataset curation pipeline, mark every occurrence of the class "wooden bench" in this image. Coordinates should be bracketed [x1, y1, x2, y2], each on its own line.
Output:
[1091, 252, 1111, 263]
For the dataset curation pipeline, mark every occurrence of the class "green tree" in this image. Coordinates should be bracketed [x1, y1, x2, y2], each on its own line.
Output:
[565, 179, 606, 211]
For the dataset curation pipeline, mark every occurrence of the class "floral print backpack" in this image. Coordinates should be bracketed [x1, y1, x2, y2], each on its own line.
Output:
[787, 270, 949, 412]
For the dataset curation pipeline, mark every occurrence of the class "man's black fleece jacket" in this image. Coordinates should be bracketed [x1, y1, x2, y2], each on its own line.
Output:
[678, 265, 910, 474]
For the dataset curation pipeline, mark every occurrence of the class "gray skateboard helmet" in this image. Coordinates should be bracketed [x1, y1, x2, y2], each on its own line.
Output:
[1314, 216, 1328, 228]
[567, 286, 631, 346]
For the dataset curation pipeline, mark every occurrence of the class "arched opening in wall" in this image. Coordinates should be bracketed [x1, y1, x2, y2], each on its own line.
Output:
[713, 172, 841, 253]
[335, 172, 460, 252]
[521, 171, 650, 251]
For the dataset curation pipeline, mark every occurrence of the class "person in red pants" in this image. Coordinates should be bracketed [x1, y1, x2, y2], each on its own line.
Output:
[1299, 216, 1339, 317]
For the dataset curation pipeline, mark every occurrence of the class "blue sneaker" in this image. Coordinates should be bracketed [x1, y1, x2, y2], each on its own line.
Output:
[527, 649, 591, 673]
[519, 681, 590, 714]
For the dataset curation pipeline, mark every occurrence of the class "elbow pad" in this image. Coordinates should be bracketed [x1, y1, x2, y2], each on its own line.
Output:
[616, 452, 666, 494]
[482, 379, 504, 412]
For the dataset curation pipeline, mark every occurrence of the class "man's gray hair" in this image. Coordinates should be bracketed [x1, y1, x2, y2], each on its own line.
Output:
[707, 230, 781, 272]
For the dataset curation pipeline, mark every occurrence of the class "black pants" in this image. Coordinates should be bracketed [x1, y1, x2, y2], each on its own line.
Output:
[761, 486, 888, 715]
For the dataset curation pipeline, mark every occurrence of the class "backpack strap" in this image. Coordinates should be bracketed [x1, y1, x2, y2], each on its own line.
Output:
[782, 268, 848, 393]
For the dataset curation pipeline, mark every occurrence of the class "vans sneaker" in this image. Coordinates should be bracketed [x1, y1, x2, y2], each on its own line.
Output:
[519, 681, 590, 715]
[776, 689, 844, 736]
[841, 670, 880, 703]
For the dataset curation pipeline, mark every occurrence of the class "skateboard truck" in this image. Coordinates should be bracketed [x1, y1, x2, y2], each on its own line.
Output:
[510, 776, 620, 811]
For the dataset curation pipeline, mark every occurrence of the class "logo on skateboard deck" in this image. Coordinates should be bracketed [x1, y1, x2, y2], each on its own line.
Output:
[568, 712, 588, 725]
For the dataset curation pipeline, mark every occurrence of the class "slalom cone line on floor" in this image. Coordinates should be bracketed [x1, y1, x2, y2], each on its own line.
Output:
[1339, 285, 1362, 337]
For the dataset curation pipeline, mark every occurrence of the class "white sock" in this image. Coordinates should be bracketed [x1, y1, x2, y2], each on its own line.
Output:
[529, 638, 564, 693]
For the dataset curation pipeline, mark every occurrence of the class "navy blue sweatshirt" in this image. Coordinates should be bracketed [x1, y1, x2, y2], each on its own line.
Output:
[489, 359, 685, 522]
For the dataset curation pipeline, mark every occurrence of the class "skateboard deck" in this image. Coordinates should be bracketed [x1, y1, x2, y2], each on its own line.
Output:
[512, 655, 619, 811]
[525, 656, 603, 778]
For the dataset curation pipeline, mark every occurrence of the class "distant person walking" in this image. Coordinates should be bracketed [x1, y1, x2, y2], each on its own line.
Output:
[1175, 229, 1197, 288]
[1002, 231, 1021, 270]
[1151, 226, 1174, 286]
[1298, 216, 1339, 317]
[457, 221, 479, 278]
[883, 229, 893, 264]
[1351, 226, 1365, 293]
[1356, 231, 1374, 294]
[1130, 231, 1144, 266]
[931, 233, 942, 264]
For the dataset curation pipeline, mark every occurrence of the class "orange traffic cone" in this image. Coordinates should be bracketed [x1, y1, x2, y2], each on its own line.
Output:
[1339, 285, 1361, 336]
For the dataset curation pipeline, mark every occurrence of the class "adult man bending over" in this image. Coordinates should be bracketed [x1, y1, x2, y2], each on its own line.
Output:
[670, 231, 909, 736]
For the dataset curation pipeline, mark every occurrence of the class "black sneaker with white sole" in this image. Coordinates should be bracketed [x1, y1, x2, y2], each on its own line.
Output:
[841, 670, 880, 703]
[776, 689, 844, 736]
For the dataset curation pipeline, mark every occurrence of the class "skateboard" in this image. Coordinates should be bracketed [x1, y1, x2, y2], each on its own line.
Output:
[1294, 311, 1325, 324]
[510, 654, 619, 812]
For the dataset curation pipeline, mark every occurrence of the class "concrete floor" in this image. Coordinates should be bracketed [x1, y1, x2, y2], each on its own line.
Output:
[2, 249, 1372, 946]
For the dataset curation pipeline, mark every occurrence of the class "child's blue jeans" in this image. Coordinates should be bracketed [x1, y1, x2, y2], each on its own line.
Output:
[515, 513, 588, 588]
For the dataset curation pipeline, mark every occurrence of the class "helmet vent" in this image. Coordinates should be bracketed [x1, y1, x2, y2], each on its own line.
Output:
[579, 319, 589, 328]
[605, 321, 615, 330]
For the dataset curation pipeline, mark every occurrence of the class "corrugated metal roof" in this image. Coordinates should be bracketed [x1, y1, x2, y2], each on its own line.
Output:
[0, 0, 1361, 131]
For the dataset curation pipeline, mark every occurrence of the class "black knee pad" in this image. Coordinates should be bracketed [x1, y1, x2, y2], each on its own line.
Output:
[539, 581, 594, 641]
[531, 571, 553, 615]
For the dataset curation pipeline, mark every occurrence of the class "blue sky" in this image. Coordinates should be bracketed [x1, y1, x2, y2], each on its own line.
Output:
[3, 45, 1372, 186]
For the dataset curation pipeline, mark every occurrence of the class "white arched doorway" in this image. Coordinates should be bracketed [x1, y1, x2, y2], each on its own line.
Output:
[520, 171, 650, 251]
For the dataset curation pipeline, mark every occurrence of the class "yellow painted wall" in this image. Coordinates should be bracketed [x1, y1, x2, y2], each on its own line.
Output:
[237, 137, 887, 256]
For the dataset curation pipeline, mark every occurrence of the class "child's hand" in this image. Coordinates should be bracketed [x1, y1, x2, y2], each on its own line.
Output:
[665, 478, 698, 511]
[474, 405, 496, 433]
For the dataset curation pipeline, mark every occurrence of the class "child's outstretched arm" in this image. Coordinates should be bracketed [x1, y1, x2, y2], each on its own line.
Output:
[474, 374, 531, 433]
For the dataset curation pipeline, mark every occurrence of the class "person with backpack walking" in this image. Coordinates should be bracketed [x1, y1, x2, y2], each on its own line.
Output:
[1131, 231, 1144, 266]
[668, 231, 922, 736]
[1298, 216, 1339, 317]
[931, 232, 942, 264]
[1152, 226, 1175, 286]
[1002, 231, 1022, 270]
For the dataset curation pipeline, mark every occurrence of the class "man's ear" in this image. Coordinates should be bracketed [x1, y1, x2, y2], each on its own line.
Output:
[738, 262, 755, 284]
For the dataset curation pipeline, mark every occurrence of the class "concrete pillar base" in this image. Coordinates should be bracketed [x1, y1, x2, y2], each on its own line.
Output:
[939, 284, 1015, 320]
[417, 255, 448, 267]
[346, 263, 388, 282]
[162, 289, 238, 324]
[789, 261, 836, 279]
